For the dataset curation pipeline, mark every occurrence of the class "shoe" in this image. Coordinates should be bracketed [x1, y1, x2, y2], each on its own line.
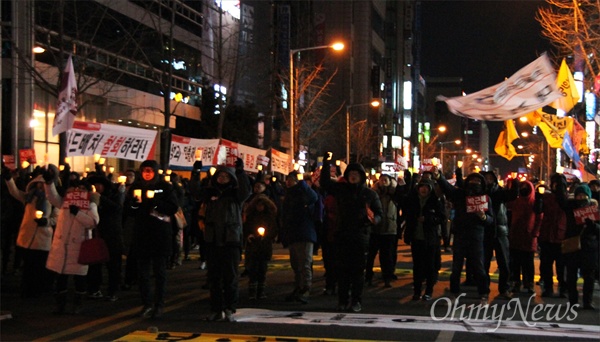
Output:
[422, 294, 432, 301]
[350, 302, 362, 313]
[199, 261, 207, 270]
[88, 290, 103, 299]
[412, 294, 421, 301]
[285, 291, 298, 302]
[207, 311, 224, 321]
[223, 309, 236, 322]
[583, 303, 596, 310]
[480, 296, 489, 306]
[297, 290, 309, 304]
[498, 291, 513, 299]
[105, 295, 118, 302]
[337, 305, 347, 312]
[140, 306, 153, 318]
[152, 307, 163, 318]
[461, 280, 475, 287]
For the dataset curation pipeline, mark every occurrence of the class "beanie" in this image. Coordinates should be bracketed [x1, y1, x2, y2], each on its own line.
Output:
[574, 184, 592, 199]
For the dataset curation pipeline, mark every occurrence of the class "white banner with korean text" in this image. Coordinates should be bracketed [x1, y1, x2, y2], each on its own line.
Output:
[66, 121, 157, 161]
[169, 135, 220, 168]
[271, 148, 290, 175]
[216, 139, 267, 172]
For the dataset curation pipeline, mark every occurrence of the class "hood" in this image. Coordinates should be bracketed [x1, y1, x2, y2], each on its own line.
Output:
[464, 172, 487, 195]
[417, 178, 434, 192]
[139, 160, 160, 183]
[518, 180, 535, 200]
[25, 174, 46, 193]
[481, 171, 498, 184]
[209, 165, 238, 188]
[550, 173, 567, 189]
[343, 163, 367, 185]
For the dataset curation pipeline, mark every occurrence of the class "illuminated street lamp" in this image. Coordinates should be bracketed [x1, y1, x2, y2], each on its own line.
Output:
[346, 100, 380, 163]
[289, 42, 344, 164]
[439, 139, 461, 171]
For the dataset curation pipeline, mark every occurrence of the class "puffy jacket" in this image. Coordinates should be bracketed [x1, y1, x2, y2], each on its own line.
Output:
[507, 180, 539, 252]
[280, 180, 318, 247]
[373, 179, 398, 235]
[403, 183, 446, 246]
[243, 194, 277, 259]
[6, 175, 57, 251]
[320, 162, 383, 246]
[45, 182, 100, 276]
[203, 166, 252, 247]
[536, 174, 568, 244]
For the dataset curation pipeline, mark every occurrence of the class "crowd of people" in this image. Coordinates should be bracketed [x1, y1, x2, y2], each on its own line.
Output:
[1, 153, 598, 322]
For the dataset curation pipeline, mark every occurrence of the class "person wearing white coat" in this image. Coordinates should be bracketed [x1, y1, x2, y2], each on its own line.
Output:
[43, 166, 99, 314]
[4, 168, 58, 298]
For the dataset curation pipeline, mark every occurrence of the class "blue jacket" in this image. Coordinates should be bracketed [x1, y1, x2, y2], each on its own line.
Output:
[280, 180, 318, 247]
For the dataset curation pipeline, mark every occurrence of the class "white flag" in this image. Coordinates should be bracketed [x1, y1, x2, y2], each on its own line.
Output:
[52, 55, 78, 136]
[437, 54, 562, 121]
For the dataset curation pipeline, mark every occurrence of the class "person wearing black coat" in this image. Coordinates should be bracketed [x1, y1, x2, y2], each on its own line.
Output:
[403, 178, 446, 301]
[320, 153, 383, 313]
[481, 171, 518, 299]
[86, 174, 125, 302]
[201, 160, 252, 322]
[436, 170, 494, 304]
[127, 160, 179, 319]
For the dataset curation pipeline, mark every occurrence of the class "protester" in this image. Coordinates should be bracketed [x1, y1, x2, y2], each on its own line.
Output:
[121, 169, 138, 291]
[320, 153, 382, 312]
[243, 194, 277, 300]
[201, 159, 251, 322]
[44, 166, 100, 314]
[403, 178, 445, 300]
[280, 170, 318, 304]
[3, 164, 57, 298]
[127, 160, 179, 319]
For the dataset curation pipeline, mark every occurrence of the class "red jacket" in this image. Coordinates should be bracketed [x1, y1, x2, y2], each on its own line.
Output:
[537, 192, 567, 243]
[508, 181, 540, 252]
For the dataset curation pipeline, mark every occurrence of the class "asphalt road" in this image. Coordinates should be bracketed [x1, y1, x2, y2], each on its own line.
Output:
[1, 242, 599, 341]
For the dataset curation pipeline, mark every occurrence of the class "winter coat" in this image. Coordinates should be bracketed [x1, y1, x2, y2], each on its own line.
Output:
[562, 198, 599, 270]
[436, 172, 494, 237]
[536, 192, 567, 243]
[243, 194, 277, 259]
[127, 176, 179, 258]
[203, 166, 252, 247]
[6, 175, 57, 251]
[45, 182, 100, 276]
[96, 186, 125, 254]
[403, 189, 446, 246]
[482, 172, 518, 238]
[280, 180, 318, 247]
[373, 180, 398, 235]
[319, 162, 383, 247]
[507, 180, 539, 252]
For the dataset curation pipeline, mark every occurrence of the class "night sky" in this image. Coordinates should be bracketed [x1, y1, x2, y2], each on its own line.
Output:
[419, 0, 556, 175]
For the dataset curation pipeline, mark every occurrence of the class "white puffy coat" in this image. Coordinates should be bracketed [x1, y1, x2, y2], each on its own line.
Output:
[6, 175, 57, 251]
[45, 182, 99, 276]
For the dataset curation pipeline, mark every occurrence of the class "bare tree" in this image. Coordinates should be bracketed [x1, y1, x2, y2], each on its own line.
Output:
[537, 0, 600, 82]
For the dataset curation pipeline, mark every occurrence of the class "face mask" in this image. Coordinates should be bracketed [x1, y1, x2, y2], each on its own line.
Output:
[467, 183, 482, 194]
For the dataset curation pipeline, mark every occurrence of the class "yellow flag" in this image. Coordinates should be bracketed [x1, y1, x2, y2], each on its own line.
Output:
[537, 113, 574, 148]
[524, 110, 542, 127]
[495, 119, 519, 160]
[553, 59, 580, 113]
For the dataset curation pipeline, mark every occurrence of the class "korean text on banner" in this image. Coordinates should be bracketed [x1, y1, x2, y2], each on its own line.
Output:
[66, 121, 157, 162]
[437, 54, 561, 121]
[573, 206, 600, 225]
[62, 190, 90, 210]
[169, 135, 220, 168]
[216, 139, 267, 172]
[466, 195, 489, 213]
[53, 55, 78, 136]
[271, 149, 290, 175]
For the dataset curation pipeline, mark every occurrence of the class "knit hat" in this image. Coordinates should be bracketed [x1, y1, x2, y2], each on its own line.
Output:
[287, 170, 299, 181]
[574, 184, 592, 199]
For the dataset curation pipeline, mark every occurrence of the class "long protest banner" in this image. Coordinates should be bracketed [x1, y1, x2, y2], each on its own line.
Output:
[270, 148, 290, 175]
[169, 135, 220, 168]
[216, 139, 267, 172]
[66, 121, 157, 161]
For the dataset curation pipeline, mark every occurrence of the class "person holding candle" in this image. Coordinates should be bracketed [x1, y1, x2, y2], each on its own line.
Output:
[126, 160, 179, 319]
[243, 194, 278, 300]
[3, 164, 58, 298]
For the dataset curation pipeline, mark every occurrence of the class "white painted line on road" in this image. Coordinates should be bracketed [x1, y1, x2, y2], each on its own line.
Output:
[435, 330, 455, 342]
[234, 308, 600, 340]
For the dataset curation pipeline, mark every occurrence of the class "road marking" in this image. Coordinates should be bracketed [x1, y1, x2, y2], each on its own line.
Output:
[116, 331, 373, 342]
[436, 330, 455, 342]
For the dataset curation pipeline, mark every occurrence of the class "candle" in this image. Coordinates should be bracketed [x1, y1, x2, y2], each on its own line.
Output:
[118, 175, 127, 184]
[209, 167, 216, 176]
[108, 166, 115, 174]
[91, 185, 96, 193]
[164, 175, 171, 183]
[271, 176, 277, 183]
[146, 190, 155, 199]
[59, 165, 65, 171]
[257, 227, 265, 236]
[21, 161, 30, 169]
[166, 169, 172, 175]
[93, 154, 100, 162]
[336, 160, 341, 166]
[538, 186, 545, 194]
[257, 164, 263, 171]
[296, 173, 304, 181]
[457, 161, 463, 168]
[35, 210, 43, 219]
[195, 148, 203, 161]
[133, 189, 142, 201]
[158, 169, 163, 175]
[98, 157, 106, 165]
[85, 167, 90, 172]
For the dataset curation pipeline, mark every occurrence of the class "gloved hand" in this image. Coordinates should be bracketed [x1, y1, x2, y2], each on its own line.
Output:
[34, 218, 48, 226]
[1, 164, 11, 181]
[323, 152, 332, 161]
[193, 160, 203, 171]
[42, 168, 55, 184]
[69, 205, 79, 216]
[235, 157, 244, 172]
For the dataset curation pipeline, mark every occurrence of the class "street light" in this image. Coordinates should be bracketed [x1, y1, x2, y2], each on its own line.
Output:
[289, 42, 344, 163]
[346, 100, 380, 163]
[439, 139, 461, 171]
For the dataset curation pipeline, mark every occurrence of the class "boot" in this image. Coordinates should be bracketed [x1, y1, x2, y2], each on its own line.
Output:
[257, 282, 267, 299]
[53, 291, 68, 314]
[248, 282, 257, 300]
[73, 291, 85, 314]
